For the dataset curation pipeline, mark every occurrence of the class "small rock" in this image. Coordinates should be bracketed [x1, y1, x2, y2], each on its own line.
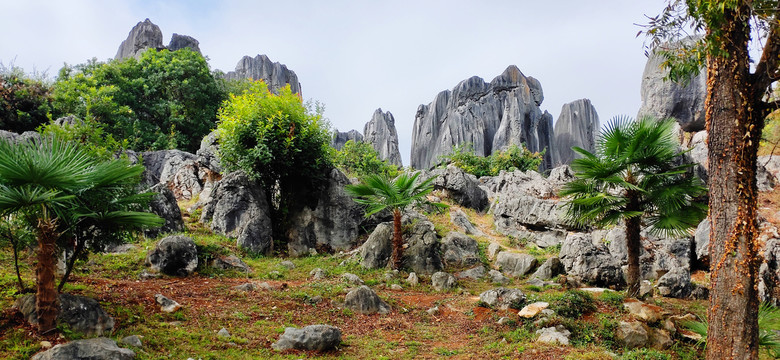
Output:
[640, 280, 653, 298]
[310, 268, 327, 280]
[579, 287, 608, 294]
[217, 328, 230, 338]
[497, 317, 510, 325]
[280, 260, 296, 269]
[121, 335, 143, 348]
[344, 286, 391, 315]
[623, 299, 665, 323]
[31, 338, 135, 360]
[536, 326, 571, 345]
[212, 255, 251, 272]
[268, 270, 283, 279]
[155, 294, 182, 313]
[455, 265, 486, 280]
[488, 269, 510, 285]
[518, 302, 549, 318]
[306, 295, 323, 305]
[390, 284, 403, 291]
[649, 328, 673, 350]
[271, 325, 342, 351]
[526, 277, 547, 287]
[139, 270, 160, 280]
[40, 341, 52, 349]
[427, 306, 440, 315]
[342, 273, 365, 285]
[258, 282, 273, 290]
[479, 288, 526, 310]
[487, 242, 502, 260]
[617, 321, 649, 348]
[234, 283, 256, 292]
[384, 270, 400, 281]
[431, 272, 457, 291]
[541, 309, 555, 316]
[406, 272, 419, 286]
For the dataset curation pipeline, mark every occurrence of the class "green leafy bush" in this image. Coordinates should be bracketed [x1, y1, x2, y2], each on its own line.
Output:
[441, 143, 543, 177]
[550, 290, 596, 318]
[332, 140, 399, 178]
[39, 117, 126, 161]
[0, 65, 53, 133]
[620, 348, 671, 360]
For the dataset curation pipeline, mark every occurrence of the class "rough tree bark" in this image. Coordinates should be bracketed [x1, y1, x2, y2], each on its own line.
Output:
[391, 208, 403, 269]
[625, 215, 642, 298]
[36, 218, 59, 333]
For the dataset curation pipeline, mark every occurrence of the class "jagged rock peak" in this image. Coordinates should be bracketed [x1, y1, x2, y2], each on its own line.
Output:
[223, 54, 302, 95]
[637, 36, 706, 132]
[115, 19, 164, 60]
[554, 99, 599, 166]
[364, 108, 403, 167]
[167, 33, 201, 54]
[331, 129, 363, 150]
[410, 65, 554, 170]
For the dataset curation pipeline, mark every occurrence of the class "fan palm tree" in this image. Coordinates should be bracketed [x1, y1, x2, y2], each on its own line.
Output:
[0, 136, 161, 333]
[560, 116, 707, 298]
[346, 172, 444, 269]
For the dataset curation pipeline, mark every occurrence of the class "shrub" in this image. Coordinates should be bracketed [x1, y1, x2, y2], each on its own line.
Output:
[332, 140, 399, 178]
[620, 349, 671, 360]
[39, 117, 126, 160]
[550, 290, 597, 318]
[441, 143, 543, 177]
[0, 64, 53, 133]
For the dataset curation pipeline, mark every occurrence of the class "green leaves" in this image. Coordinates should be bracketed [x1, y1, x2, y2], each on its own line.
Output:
[441, 143, 543, 177]
[345, 172, 445, 217]
[331, 140, 399, 179]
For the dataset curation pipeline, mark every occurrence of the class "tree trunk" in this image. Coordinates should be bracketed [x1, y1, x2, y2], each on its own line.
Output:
[705, 5, 761, 359]
[391, 208, 403, 269]
[58, 235, 84, 293]
[36, 217, 59, 334]
[625, 216, 642, 298]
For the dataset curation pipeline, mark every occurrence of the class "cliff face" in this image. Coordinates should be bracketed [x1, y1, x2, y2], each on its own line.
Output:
[115, 19, 164, 59]
[410, 66, 554, 170]
[553, 99, 599, 166]
[167, 33, 200, 53]
[364, 109, 402, 167]
[331, 130, 364, 151]
[223, 55, 302, 95]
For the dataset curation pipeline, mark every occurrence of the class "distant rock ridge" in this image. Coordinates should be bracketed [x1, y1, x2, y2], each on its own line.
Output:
[223, 54, 302, 95]
[553, 99, 599, 166]
[331, 130, 363, 151]
[410, 65, 554, 170]
[363, 109, 402, 167]
[115, 19, 201, 60]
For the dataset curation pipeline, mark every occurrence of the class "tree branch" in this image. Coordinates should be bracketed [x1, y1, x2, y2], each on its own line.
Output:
[752, 7, 780, 97]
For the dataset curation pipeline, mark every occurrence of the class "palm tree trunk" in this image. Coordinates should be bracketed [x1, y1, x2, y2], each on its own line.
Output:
[58, 235, 84, 293]
[36, 217, 59, 334]
[625, 216, 642, 298]
[391, 208, 403, 269]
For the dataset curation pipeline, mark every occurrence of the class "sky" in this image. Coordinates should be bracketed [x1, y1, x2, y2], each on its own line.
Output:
[0, 0, 666, 166]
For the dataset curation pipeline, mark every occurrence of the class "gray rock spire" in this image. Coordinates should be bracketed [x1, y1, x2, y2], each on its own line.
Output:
[115, 18, 164, 59]
[554, 99, 599, 166]
[223, 54, 302, 95]
[364, 108, 402, 167]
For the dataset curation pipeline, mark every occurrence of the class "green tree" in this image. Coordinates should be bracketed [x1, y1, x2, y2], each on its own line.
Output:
[332, 140, 399, 178]
[560, 116, 706, 297]
[0, 64, 53, 133]
[442, 143, 543, 177]
[0, 136, 161, 333]
[643, 1, 780, 356]
[52, 49, 224, 152]
[216, 81, 332, 251]
[345, 172, 444, 269]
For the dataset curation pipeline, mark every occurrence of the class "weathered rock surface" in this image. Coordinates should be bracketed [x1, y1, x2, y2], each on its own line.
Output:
[536, 326, 571, 345]
[140, 150, 216, 200]
[286, 168, 365, 256]
[488, 269, 510, 285]
[449, 208, 483, 236]
[553, 99, 599, 166]
[331, 129, 363, 151]
[759, 239, 780, 305]
[196, 130, 221, 173]
[115, 18, 163, 59]
[200, 171, 273, 254]
[31, 338, 135, 360]
[637, 37, 707, 132]
[433, 165, 488, 211]
[16, 294, 114, 337]
[344, 286, 390, 315]
[518, 301, 549, 318]
[623, 299, 665, 323]
[532, 257, 565, 280]
[211, 255, 251, 272]
[145, 235, 198, 276]
[411, 65, 554, 170]
[495, 252, 538, 277]
[431, 272, 457, 291]
[359, 223, 392, 269]
[617, 321, 650, 348]
[144, 184, 184, 238]
[440, 231, 480, 269]
[479, 287, 526, 310]
[694, 218, 711, 267]
[223, 54, 301, 94]
[167, 33, 200, 53]
[455, 265, 486, 280]
[363, 108, 402, 166]
[154, 294, 181, 313]
[401, 218, 442, 274]
[559, 233, 625, 287]
[656, 267, 693, 298]
[272, 325, 342, 351]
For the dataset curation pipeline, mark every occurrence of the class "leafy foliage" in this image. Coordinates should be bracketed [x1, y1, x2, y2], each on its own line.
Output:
[0, 64, 53, 133]
[39, 117, 127, 161]
[52, 49, 224, 152]
[332, 140, 399, 179]
[441, 143, 543, 177]
[549, 290, 596, 318]
[684, 302, 780, 357]
[345, 172, 443, 217]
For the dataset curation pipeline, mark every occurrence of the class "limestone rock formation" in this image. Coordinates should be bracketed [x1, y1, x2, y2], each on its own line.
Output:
[331, 129, 363, 151]
[31, 338, 135, 360]
[363, 109, 402, 166]
[411, 65, 554, 170]
[637, 37, 707, 132]
[16, 294, 115, 337]
[223, 55, 302, 94]
[167, 33, 200, 53]
[115, 19, 164, 59]
[553, 99, 599, 166]
[145, 235, 198, 277]
[272, 325, 342, 352]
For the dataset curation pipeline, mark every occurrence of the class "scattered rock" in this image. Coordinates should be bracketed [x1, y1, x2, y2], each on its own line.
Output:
[433, 165, 489, 211]
[344, 286, 390, 315]
[31, 338, 135, 360]
[487, 243, 503, 260]
[441, 231, 480, 269]
[488, 269, 510, 285]
[517, 302, 549, 318]
[427, 306, 440, 316]
[217, 328, 230, 338]
[15, 294, 115, 337]
[144, 184, 185, 238]
[532, 257, 565, 280]
[138, 270, 160, 280]
[310, 268, 327, 280]
[279, 260, 296, 269]
[359, 223, 393, 269]
[623, 299, 665, 323]
[233, 283, 256, 292]
[535, 326, 571, 345]
[496, 252, 538, 277]
[640, 280, 653, 298]
[341, 273, 364, 285]
[258, 282, 273, 290]
[497, 317, 511, 325]
[154, 294, 182, 313]
[390, 284, 403, 291]
[616, 321, 649, 349]
[449, 208, 484, 236]
[656, 267, 693, 298]
[455, 265, 486, 280]
[406, 273, 419, 286]
[40, 341, 52, 349]
[479, 288, 526, 310]
[649, 328, 673, 350]
[384, 270, 400, 281]
[211, 255, 250, 272]
[271, 325, 342, 351]
[431, 272, 457, 291]
[145, 235, 198, 277]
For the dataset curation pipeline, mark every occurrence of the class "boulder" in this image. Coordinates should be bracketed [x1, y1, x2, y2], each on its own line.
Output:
[623, 299, 665, 323]
[637, 37, 707, 132]
[331, 129, 363, 151]
[455, 265, 486, 280]
[196, 130, 221, 173]
[115, 18, 163, 60]
[410, 65, 554, 170]
[487, 243, 503, 260]
[359, 223, 393, 269]
[145, 235, 198, 276]
[222, 54, 301, 94]
[449, 208, 483, 236]
[401, 219, 442, 274]
[518, 302, 549, 318]
[120, 335, 142, 348]
[440, 231, 480, 269]
[535, 326, 571, 345]
[488, 269, 511, 285]
[15, 294, 114, 337]
[649, 328, 673, 350]
[286, 168, 365, 256]
[553, 99, 599, 166]
[167, 33, 200, 53]
[344, 286, 390, 315]
[154, 294, 181, 313]
[200, 171, 273, 254]
[495, 252, 538, 277]
[479, 287, 526, 310]
[363, 108, 403, 166]
[31, 338, 135, 360]
[532, 257, 565, 280]
[616, 321, 650, 349]
[272, 325, 342, 351]
[433, 165, 488, 211]
[341, 273, 365, 286]
[656, 267, 693, 298]
[483, 169, 556, 200]
[140, 150, 215, 200]
[759, 239, 780, 306]
[559, 233, 625, 287]
[493, 195, 568, 231]
[144, 184, 184, 238]
[431, 272, 457, 291]
[211, 255, 250, 272]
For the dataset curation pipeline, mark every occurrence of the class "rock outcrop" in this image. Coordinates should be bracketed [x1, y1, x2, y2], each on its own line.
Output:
[331, 130, 363, 151]
[222, 54, 302, 94]
[31, 338, 135, 360]
[167, 33, 200, 53]
[410, 65, 554, 170]
[144, 184, 185, 238]
[145, 235, 198, 277]
[115, 19, 164, 59]
[637, 37, 707, 132]
[272, 325, 342, 351]
[553, 99, 599, 166]
[363, 109, 403, 166]
[16, 294, 115, 337]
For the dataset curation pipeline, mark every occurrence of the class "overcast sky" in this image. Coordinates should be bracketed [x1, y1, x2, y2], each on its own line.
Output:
[1, 0, 665, 165]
